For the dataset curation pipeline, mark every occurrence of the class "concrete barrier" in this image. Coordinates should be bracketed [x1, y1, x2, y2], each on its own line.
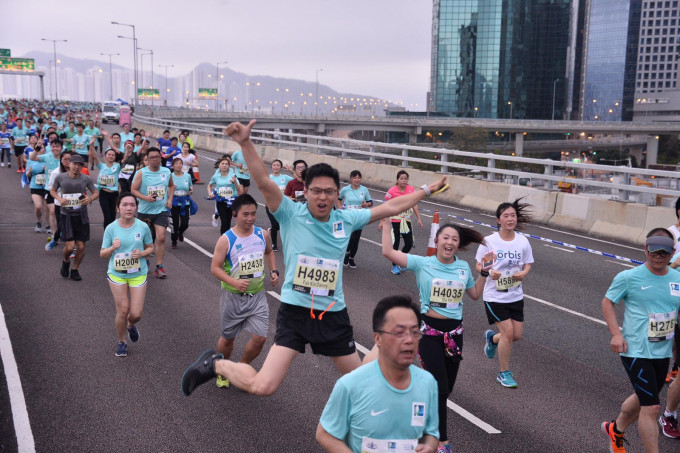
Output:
[133, 119, 676, 246]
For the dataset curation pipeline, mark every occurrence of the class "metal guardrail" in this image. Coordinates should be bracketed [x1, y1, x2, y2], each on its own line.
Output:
[133, 114, 680, 204]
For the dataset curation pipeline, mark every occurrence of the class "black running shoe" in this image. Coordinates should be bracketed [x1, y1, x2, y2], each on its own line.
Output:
[181, 350, 223, 396]
[60, 260, 70, 278]
[70, 269, 82, 281]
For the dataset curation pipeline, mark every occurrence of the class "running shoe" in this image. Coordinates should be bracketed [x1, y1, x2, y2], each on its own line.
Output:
[181, 350, 224, 396]
[115, 341, 128, 357]
[216, 375, 230, 388]
[484, 330, 498, 359]
[16, 169, 22, 173]
[44, 227, 52, 235]
[211, 215, 219, 228]
[398, 266, 407, 272]
[70, 248, 76, 259]
[7, 163, 10, 168]
[391, 265, 401, 275]
[496, 370, 518, 388]
[0, 163, 3, 167]
[60, 260, 70, 278]
[601, 421, 627, 452]
[35, 222, 42, 233]
[666, 368, 678, 383]
[436, 444, 452, 453]
[348, 258, 357, 269]
[70, 269, 82, 281]
[659, 414, 680, 438]
[171, 243, 177, 249]
[154, 266, 167, 279]
[127, 325, 140, 343]
[344, 255, 350, 267]
[45, 240, 58, 251]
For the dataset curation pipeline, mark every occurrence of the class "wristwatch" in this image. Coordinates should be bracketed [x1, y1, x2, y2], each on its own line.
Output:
[270, 270, 280, 277]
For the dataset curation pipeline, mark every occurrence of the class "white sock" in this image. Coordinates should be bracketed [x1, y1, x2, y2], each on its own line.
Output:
[664, 409, 677, 418]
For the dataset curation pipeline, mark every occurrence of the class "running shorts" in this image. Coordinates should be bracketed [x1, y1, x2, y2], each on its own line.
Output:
[620, 356, 669, 406]
[220, 290, 269, 339]
[107, 273, 147, 287]
[484, 300, 524, 324]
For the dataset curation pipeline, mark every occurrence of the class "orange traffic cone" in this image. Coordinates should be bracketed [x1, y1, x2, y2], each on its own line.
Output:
[193, 165, 202, 184]
[426, 211, 440, 256]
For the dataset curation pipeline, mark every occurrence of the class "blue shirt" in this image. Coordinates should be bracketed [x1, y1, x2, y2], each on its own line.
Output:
[231, 150, 250, 180]
[102, 219, 153, 278]
[0, 131, 10, 148]
[339, 185, 372, 209]
[72, 133, 91, 155]
[97, 162, 121, 191]
[269, 173, 294, 192]
[171, 172, 192, 204]
[157, 137, 172, 153]
[137, 166, 172, 214]
[273, 196, 371, 311]
[605, 264, 680, 359]
[407, 255, 476, 320]
[27, 160, 47, 189]
[320, 360, 439, 453]
[163, 146, 181, 167]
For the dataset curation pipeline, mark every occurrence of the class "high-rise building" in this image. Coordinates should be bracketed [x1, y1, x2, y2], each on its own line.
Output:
[636, 0, 679, 94]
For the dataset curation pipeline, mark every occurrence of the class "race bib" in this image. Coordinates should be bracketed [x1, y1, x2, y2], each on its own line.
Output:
[75, 142, 85, 149]
[429, 279, 464, 309]
[62, 193, 82, 208]
[648, 311, 677, 342]
[294, 190, 305, 201]
[238, 251, 264, 279]
[292, 255, 339, 296]
[496, 269, 521, 291]
[0, 137, 8, 145]
[15, 136, 26, 144]
[161, 146, 169, 153]
[278, 185, 287, 192]
[99, 175, 116, 187]
[121, 164, 135, 174]
[113, 252, 140, 274]
[34, 174, 46, 186]
[238, 165, 249, 175]
[174, 190, 188, 197]
[218, 186, 234, 199]
[360, 437, 417, 453]
[147, 185, 166, 200]
[344, 204, 361, 210]
[182, 165, 190, 173]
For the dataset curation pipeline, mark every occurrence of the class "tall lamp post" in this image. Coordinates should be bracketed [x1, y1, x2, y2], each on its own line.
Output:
[315, 68, 323, 116]
[158, 64, 174, 105]
[101, 52, 120, 101]
[552, 78, 561, 121]
[41, 38, 67, 101]
[216, 61, 228, 112]
[507, 101, 513, 119]
[111, 21, 137, 107]
[138, 48, 154, 107]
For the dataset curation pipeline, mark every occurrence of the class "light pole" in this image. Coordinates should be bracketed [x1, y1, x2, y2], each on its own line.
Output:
[216, 61, 228, 112]
[138, 48, 154, 106]
[507, 101, 513, 119]
[112, 21, 137, 107]
[315, 68, 323, 116]
[552, 78, 561, 121]
[158, 64, 174, 105]
[101, 52, 120, 101]
[41, 38, 67, 101]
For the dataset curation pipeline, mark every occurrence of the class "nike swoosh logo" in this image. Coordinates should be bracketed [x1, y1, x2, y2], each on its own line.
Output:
[370, 409, 388, 416]
[641, 286, 652, 290]
[306, 220, 314, 224]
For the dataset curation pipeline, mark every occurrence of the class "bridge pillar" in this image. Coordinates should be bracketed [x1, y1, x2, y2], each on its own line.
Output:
[439, 153, 449, 174]
[544, 163, 554, 191]
[408, 133, 417, 144]
[629, 147, 644, 167]
[515, 133, 524, 156]
[369, 145, 376, 163]
[341, 142, 348, 158]
[645, 135, 659, 167]
[487, 156, 495, 181]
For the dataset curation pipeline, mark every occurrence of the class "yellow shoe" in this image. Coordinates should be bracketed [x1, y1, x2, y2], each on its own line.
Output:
[216, 375, 230, 388]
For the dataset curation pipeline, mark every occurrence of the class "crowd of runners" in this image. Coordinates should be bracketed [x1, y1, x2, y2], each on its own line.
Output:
[4, 98, 680, 452]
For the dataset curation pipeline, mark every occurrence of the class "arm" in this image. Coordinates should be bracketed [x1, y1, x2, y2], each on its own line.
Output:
[381, 218, 408, 268]
[514, 263, 532, 281]
[232, 175, 245, 196]
[413, 204, 424, 228]
[262, 230, 279, 287]
[100, 238, 122, 259]
[82, 186, 99, 206]
[315, 424, 352, 453]
[369, 177, 448, 224]
[602, 297, 626, 353]
[224, 120, 282, 211]
[25, 165, 33, 178]
[210, 235, 250, 293]
[165, 175, 175, 209]
[466, 252, 495, 300]
[89, 147, 100, 165]
[131, 171, 152, 202]
[132, 242, 154, 259]
[415, 434, 438, 453]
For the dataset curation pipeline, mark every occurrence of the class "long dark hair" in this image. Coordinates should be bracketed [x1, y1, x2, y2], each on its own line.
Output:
[436, 223, 485, 251]
[496, 197, 532, 229]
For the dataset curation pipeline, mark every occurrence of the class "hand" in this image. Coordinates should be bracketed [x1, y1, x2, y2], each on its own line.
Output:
[165, 200, 172, 209]
[480, 252, 496, 271]
[361, 201, 370, 208]
[415, 444, 435, 453]
[81, 195, 91, 206]
[147, 195, 157, 203]
[112, 238, 122, 250]
[513, 270, 527, 281]
[231, 175, 237, 184]
[490, 270, 501, 281]
[270, 273, 279, 287]
[233, 279, 250, 293]
[417, 219, 424, 229]
[610, 333, 627, 353]
[131, 248, 141, 259]
[224, 119, 256, 144]
[427, 176, 449, 195]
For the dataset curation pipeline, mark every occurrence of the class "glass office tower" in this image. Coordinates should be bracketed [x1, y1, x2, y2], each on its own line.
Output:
[429, 0, 572, 119]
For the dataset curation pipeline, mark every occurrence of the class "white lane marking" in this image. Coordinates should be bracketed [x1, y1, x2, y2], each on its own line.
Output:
[166, 227, 214, 258]
[265, 290, 500, 434]
[523, 294, 606, 326]
[544, 244, 575, 253]
[605, 259, 635, 268]
[0, 303, 36, 452]
[360, 237, 382, 247]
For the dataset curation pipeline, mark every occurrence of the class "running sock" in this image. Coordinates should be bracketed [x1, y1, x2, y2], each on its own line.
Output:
[612, 421, 623, 435]
[664, 409, 678, 418]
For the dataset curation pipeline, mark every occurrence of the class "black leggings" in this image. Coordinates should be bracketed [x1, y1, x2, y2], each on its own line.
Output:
[118, 178, 132, 194]
[216, 201, 233, 235]
[419, 315, 463, 442]
[391, 221, 413, 264]
[99, 190, 118, 229]
[53, 205, 62, 242]
[266, 206, 280, 247]
[345, 229, 363, 258]
[170, 206, 190, 243]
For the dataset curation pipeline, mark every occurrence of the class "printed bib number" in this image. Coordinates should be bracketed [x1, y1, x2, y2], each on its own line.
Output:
[0, 138, 8, 145]
[218, 186, 234, 199]
[648, 311, 677, 342]
[278, 185, 286, 192]
[360, 437, 417, 453]
[113, 252, 140, 274]
[429, 279, 464, 308]
[496, 269, 521, 291]
[174, 190, 188, 197]
[75, 143, 85, 150]
[62, 193, 82, 208]
[294, 190, 305, 202]
[147, 185, 166, 200]
[292, 255, 339, 296]
[99, 175, 116, 187]
[34, 174, 46, 186]
[238, 252, 264, 279]
[15, 137, 26, 144]
[121, 165, 135, 174]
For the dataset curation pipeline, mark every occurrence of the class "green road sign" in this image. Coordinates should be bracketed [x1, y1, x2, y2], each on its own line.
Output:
[137, 88, 160, 99]
[0, 57, 35, 72]
[198, 88, 218, 99]
[0, 49, 11, 57]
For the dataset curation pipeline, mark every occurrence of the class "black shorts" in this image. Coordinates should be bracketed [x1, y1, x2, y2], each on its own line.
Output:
[46, 194, 55, 204]
[484, 300, 524, 324]
[138, 211, 169, 228]
[59, 214, 90, 242]
[14, 145, 26, 156]
[621, 356, 669, 406]
[237, 177, 251, 187]
[274, 303, 356, 356]
[30, 188, 48, 197]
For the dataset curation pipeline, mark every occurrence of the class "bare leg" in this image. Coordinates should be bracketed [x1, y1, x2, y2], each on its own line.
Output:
[240, 335, 267, 364]
[154, 224, 166, 265]
[638, 405, 660, 453]
[72, 241, 86, 270]
[615, 393, 641, 432]
[666, 377, 680, 413]
[127, 284, 147, 326]
[31, 194, 43, 223]
[362, 344, 379, 365]
[331, 352, 362, 374]
[62, 240, 75, 262]
[109, 281, 130, 342]
[493, 319, 523, 371]
[217, 337, 235, 361]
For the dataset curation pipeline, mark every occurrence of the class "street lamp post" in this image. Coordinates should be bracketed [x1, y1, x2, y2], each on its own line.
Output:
[138, 48, 154, 107]
[41, 38, 67, 101]
[315, 68, 323, 116]
[101, 53, 120, 101]
[507, 101, 513, 119]
[216, 61, 228, 112]
[158, 64, 174, 105]
[552, 78, 561, 121]
[111, 21, 137, 107]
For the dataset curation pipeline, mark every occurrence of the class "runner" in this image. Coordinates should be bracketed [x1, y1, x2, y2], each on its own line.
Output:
[50, 154, 99, 281]
[25, 144, 49, 233]
[337, 170, 373, 268]
[71, 123, 94, 166]
[210, 194, 279, 388]
[383, 170, 425, 275]
[230, 148, 250, 194]
[267, 159, 293, 251]
[475, 198, 534, 388]
[156, 129, 172, 156]
[10, 117, 29, 172]
[179, 142, 198, 183]
[207, 156, 243, 234]
[0, 122, 11, 167]
[180, 119, 448, 398]
[61, 121, 77, 152]
[316, 295, 439, 453]
[130, 147, 174, 279]
[601, 229, 680, 452]
[84, 119, 101, 159]
[89, 148, 121, 229]
[45, 144, 69, 251]
[170, 157, 193, 249]
[162, 136, 181, 168]
[283, 159, 307, 202]
[100, 192, 154, 357]
[119, 123, 134, 144]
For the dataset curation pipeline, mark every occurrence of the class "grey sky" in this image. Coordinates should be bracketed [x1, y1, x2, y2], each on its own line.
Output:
[4, 0, 433, 108]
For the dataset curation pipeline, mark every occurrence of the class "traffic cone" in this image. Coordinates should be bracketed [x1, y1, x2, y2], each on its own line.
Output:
[193, 165, 202, 184]
[426, 211, 440, 256]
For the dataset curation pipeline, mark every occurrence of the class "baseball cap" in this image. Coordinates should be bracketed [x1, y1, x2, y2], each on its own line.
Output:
[645, 235, 674, 254]
[70, 154, 85, 165]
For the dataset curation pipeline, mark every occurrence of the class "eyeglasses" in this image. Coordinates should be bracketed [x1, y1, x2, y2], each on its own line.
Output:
[295, 166, 307, 170]
[376, 329, 422, 340]
[148, 155, 161, 159]
[307, 187, 338, 196]
[648, 250, 671, 257]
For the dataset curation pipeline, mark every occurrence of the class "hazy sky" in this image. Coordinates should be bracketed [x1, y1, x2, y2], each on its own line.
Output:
[4, 0, 433, 107]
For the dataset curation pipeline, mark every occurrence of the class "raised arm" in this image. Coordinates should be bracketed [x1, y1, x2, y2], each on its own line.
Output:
[381, 218, 408, 268]
[224, 120, 282, 212]
[369, 177, 448, 224]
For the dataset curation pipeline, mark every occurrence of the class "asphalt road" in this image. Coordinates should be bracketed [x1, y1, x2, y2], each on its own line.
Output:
[0, 138, 678, 452]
